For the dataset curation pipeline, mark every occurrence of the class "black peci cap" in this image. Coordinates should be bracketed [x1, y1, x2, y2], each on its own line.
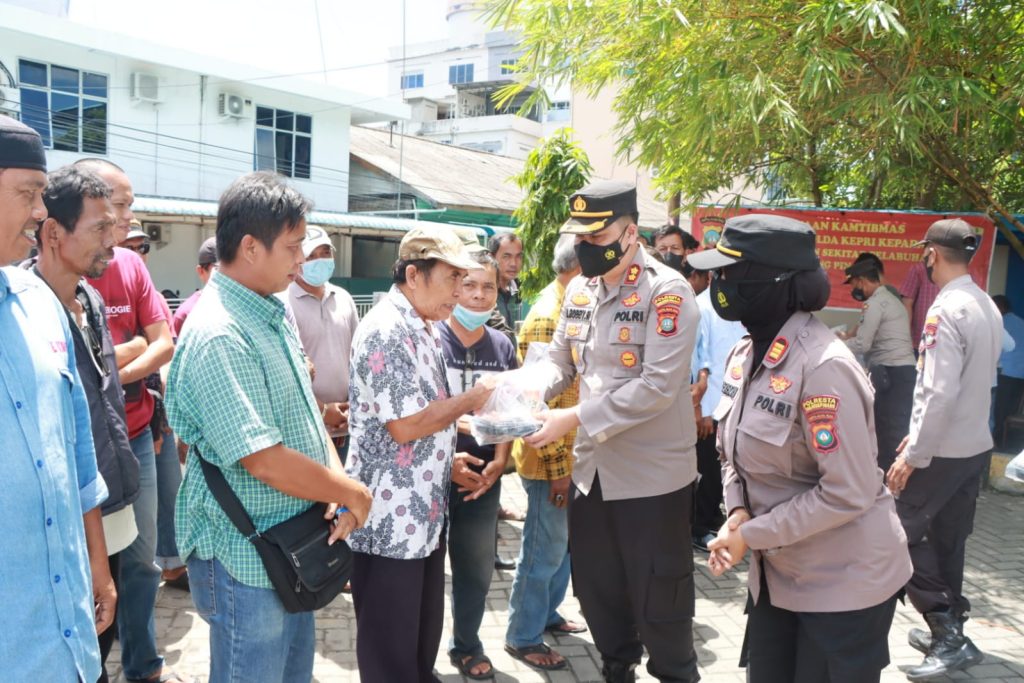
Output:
[561, 180, 638, 235]
[0, 115, 47, 172]
[687, 214, 820, 272]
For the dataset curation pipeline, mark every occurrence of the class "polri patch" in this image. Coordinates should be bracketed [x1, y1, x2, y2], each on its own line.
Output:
[625, 263, 641, 285]
[802, 394, 840, 454]
[622, 292, 641, 308]
[620, 350, 638, 368]
[754, 394, 794, 419]
[614, 310, 644, 323]
[655, 302, 680, 337]
[765, 337, 789, 365]
[769, 374, 792, 394]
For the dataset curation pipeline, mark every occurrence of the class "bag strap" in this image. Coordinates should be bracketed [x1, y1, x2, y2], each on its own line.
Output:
[193, 446, 262, 541]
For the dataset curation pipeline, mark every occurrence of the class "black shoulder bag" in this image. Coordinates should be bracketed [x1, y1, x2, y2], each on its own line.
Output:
[195, 448, 353, 613]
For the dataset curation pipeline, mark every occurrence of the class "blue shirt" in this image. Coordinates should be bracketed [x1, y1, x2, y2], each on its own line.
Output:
[696, 289, 749, 417]
[1000, 312, 1024, 379]
[0, 267, 107, 683]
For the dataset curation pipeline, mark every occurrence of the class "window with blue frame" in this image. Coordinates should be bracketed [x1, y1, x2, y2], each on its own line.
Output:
[18, 59, 108, 153]
[448, 63, 474, 85]
[400, 73, 424, 89]
[500, 59, 517, 75]
[255, 106, 312, 179]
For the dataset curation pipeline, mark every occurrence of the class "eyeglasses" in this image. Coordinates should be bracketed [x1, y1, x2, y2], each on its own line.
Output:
[124, 242, 151, 255]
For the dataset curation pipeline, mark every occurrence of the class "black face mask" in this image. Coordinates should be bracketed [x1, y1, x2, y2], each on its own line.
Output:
[710, 269, 795, 322]
[661, 252, 685, 273]
[851, 287, 867, 302]
[923, 249, 936, 284]
[575, 228, 627, 278]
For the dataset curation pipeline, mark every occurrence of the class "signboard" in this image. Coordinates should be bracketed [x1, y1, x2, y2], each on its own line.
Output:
[691, 207, 996, 310]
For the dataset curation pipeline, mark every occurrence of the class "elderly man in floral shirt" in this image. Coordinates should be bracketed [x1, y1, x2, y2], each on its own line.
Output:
[347, 225, 496, 682]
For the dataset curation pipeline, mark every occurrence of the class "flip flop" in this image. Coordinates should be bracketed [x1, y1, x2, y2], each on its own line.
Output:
[504, 642, 568, 671]
[450, 652, 495, 680]
[545, 619, 588, 635]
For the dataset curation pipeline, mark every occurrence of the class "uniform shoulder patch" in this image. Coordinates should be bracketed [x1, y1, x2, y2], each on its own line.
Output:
[654, 293, 683, 307]
[921, 315, 940, 350]
[624, 263, 642, 285]
[765, 337, 789, 365]
[801, 394, 840, 454]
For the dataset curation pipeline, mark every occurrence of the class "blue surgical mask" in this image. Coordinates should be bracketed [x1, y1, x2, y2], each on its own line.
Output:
[301, 258, 335, 287]
[453, 304, 492, 331]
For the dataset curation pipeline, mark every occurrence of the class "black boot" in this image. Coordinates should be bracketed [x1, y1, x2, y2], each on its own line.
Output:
[908, 611, 968, 654]
[906, 610, 984, 681]
[601, 659, 638, 683]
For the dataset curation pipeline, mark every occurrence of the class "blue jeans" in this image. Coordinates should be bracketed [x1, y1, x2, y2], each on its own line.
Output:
[118, 431, 163, 679]
[506, 476, 572, 648]
[187, 557, 315, 683]
[155, 428, 184, 570]
[447, 479, 502, 658]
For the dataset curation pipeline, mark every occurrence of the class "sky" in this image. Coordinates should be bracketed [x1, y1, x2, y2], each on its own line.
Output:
[65, 0, 452, 98]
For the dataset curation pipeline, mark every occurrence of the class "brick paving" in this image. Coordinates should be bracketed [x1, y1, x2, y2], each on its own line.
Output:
[107, 482, 1024, 682]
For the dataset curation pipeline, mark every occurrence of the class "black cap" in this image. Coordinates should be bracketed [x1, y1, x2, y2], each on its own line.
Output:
[914, 218, 979, 253]
[561, 180, 638, 235]
[0, 115, 47, 172]
[687, 214, 820, 272]
[197, 237, 218, 266]
[843, 258, 879, 284]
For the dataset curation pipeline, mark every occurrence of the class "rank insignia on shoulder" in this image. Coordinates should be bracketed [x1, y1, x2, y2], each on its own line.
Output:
[620, 350, 638, 368]
[571, 292, 591, 306]
[622, 292, 641, 307]
[765, 337, 789, 365]
[625, 263, 641, 285]
[769, 374, 792, 394]
[922, 315, 939, 349]
[618, 326, 631, 342]
[801, 394, 840, 454]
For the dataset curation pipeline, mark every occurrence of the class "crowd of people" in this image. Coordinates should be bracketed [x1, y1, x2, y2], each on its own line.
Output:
[2, 110, 1021, 683]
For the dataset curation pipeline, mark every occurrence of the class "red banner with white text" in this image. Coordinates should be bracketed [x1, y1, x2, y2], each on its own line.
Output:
[690, 207, 996, 310]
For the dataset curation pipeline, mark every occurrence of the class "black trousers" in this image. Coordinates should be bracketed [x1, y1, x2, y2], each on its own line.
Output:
[994, 374, 1024, 448]
[872, 365, 916, 474]
[569, 474, 699, 683]
[896, 451, 988, 615]
[351, 536, 446, 683]
[693, 423, 725, 538]
[97, 552, 120, 683]
[741, 570, 898, 683]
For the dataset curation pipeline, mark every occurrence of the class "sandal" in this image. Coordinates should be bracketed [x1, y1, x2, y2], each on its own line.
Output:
[450, 652, 495, 680]
[545, 619, 588, 635]
[503, 642, 567, 671]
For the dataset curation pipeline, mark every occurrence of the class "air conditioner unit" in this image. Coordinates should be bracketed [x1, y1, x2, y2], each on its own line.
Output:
[130, 72, 161, 103]
[142, 221, 163, 243]
[0, 86, 19, 117]
[218, 93, 253, 119]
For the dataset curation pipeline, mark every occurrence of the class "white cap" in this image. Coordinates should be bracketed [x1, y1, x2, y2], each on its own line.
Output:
[302, 226, 334, 258]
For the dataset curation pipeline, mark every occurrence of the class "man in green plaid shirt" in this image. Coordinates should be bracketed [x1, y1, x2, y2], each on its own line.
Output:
[166, 173, 370, 683]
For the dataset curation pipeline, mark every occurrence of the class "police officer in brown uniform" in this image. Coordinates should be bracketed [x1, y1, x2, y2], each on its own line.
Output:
[525, 181, 700, 683]
[688, 215, 912, 683]
[887, 219, 1002, 681]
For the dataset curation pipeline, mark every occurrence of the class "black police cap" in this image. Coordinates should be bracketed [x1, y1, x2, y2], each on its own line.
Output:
[913, 218, 980, 253]
[843, 258, 879, 284]
[687, 214, 820, 272]
[561, 180, 638, 235]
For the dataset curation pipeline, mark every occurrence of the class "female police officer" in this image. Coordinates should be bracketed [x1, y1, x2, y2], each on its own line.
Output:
[687, 214, 912, 683]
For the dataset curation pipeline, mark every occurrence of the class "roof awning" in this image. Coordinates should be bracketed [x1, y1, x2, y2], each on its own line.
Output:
[130, 195, 505, 240]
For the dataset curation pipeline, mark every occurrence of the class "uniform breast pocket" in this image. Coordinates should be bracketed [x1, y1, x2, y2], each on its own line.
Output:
[610, 324, 645, 378]
[736, 415, 797, 477]
[58, 367, 77, 447]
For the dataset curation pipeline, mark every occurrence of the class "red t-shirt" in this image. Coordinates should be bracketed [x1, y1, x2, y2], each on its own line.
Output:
[87, 247, 170, 439]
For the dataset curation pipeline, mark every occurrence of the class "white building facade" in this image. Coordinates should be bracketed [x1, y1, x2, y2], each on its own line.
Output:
[0, 2, 407, 296]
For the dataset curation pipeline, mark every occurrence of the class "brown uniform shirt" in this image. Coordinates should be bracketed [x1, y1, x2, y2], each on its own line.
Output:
[541, 247, 700, 500]
[715, 312, 912, 612]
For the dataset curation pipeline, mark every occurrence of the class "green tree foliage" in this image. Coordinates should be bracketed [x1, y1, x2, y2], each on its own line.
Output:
[489, 0, 1024, 256]
[511, 128, 593, 299]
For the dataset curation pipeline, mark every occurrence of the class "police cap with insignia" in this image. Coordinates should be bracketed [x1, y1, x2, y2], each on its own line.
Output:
[913, 218, 979, 254]
[561, 180, 638, 235]
[843, 258, 880, 284]
[687, 214, 819, 272]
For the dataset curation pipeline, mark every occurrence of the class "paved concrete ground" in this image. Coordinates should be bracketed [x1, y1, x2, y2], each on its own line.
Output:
[108, 480, 1024, 682]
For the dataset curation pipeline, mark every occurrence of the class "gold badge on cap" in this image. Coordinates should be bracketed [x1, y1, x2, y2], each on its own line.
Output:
[573, 196, 587, 212]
